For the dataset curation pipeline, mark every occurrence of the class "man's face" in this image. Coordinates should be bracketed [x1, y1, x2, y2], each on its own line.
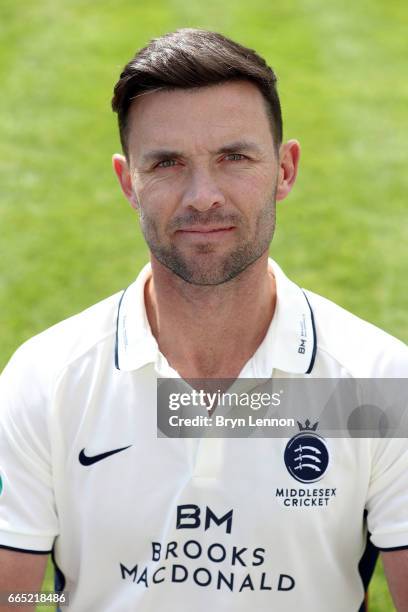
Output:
[115, 80, 297, 285]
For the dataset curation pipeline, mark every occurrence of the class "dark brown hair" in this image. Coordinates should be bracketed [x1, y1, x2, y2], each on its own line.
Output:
[112, 28, 283, 156]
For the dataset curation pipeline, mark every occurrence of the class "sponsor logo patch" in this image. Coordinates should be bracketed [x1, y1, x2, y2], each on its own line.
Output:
[284, 420, 329, 484]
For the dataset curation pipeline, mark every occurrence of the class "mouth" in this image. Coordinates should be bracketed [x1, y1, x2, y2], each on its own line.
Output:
[176, 226, 235, 236]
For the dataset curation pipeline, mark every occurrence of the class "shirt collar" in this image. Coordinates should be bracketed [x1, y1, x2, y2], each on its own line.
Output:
[115, 259, 316, 375]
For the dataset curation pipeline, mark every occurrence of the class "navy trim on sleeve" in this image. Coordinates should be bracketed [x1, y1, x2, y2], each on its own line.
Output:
[377, 544, 408, 552]
[0, 544, 52, 554]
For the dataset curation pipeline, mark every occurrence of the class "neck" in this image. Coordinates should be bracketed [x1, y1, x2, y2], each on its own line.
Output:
[145, 254, 276, 378]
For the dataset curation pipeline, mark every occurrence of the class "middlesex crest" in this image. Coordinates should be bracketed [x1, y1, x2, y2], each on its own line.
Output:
[284, 420, 330, 484]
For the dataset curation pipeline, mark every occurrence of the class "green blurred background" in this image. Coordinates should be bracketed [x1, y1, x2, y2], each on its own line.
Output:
[1, 0, 407, 610]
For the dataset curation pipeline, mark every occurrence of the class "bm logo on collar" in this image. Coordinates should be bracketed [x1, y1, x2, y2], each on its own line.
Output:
[284, 420, 330, 484]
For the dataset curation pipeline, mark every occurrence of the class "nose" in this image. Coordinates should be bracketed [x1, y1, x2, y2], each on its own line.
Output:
[181, 166, 226, 212]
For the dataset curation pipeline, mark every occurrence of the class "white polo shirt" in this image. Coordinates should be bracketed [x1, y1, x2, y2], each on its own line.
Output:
[0, 260, 407, 612]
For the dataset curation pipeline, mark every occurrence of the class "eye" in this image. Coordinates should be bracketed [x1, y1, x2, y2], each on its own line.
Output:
[157, 159, 177, 168]
[225, 153, 246, 161]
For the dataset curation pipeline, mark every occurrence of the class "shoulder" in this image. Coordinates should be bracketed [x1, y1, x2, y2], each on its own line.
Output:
[0, 290, 123, 393]
[305, 290, 408, 377]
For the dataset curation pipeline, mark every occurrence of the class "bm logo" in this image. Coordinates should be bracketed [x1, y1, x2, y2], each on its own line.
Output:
[176, 505, 233, 534]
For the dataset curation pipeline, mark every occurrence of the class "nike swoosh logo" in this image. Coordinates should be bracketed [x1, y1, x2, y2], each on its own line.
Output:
[79, 445, 132, 466]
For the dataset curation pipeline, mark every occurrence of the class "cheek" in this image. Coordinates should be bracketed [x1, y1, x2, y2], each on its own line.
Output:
[136, 175, 182, 215]
[223, 169, 276, 211]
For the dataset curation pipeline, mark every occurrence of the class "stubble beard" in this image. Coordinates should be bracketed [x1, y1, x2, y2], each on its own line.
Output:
[138, 195, 277, 286]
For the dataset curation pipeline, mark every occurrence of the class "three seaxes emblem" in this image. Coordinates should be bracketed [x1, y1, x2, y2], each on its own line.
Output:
[284, 420, 330, 484]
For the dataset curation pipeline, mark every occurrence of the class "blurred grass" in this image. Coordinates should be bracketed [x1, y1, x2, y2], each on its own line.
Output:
[1, 1, 406, 610]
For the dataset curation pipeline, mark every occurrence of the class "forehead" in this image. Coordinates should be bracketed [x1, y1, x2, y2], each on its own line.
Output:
[126, 80, 274, 157]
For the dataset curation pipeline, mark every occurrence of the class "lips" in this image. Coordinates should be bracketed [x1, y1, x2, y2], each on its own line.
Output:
[176, 226, 235, 234]
[174, 226, 236, 244]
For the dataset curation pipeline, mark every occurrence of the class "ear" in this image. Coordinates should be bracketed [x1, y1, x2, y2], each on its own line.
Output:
[112, 154, 139, 210]
[276, 140, 301, 201]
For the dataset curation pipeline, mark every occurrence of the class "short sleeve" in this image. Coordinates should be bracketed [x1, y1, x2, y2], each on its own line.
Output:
[366, 437, 408, 550]
[0, 344, 59, 552]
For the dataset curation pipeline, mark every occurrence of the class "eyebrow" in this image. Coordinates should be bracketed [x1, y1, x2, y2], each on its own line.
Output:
[216, 140, 263, 156]
[140, 149, 184, 165]
[140, 140, 263, 165]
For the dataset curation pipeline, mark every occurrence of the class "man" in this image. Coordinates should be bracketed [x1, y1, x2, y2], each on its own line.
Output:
[0, 28, 407, 611]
